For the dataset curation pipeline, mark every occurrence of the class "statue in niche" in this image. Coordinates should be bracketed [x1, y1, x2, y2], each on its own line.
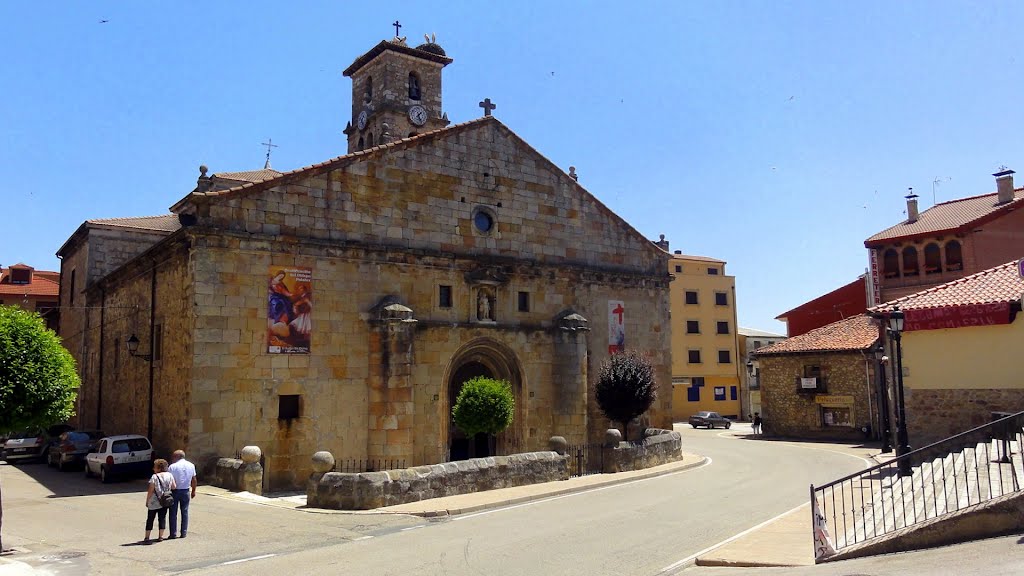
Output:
[477, 289, 495, 322]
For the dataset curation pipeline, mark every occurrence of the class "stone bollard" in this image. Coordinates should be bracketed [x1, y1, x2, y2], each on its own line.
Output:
[240, 446, 263, 496]
[604, 428, 622, 448]
[307, 451, 336, 507]
[548, 436, 568, 456]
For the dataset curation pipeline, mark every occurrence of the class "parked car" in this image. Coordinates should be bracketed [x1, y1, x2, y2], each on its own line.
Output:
[85, 435, 154, 483]
[688, 411, 731, 429]
[3, 424, 74, 463]
[48, 430, 105, 471]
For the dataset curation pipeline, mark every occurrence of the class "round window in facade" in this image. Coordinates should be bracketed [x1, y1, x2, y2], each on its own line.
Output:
[473, 209, 495, 233]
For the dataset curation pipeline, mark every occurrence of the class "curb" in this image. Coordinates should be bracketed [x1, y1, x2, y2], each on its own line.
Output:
[204, 454, 709, 517]
[408, 455, 710, 517]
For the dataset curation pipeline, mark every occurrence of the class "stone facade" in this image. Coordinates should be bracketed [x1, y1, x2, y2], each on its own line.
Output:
[906, 388, 1024, 447]
[307, 451, 568, 510]
[758, 351, 878, 440]
[59, 42, 673, 490]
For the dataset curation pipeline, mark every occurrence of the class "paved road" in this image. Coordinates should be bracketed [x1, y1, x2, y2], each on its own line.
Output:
[0, 425, 882, 575]
[198, 424, 868, 576]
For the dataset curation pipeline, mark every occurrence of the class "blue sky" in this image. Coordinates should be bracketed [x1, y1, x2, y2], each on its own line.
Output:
[3, 1, 1023, 332]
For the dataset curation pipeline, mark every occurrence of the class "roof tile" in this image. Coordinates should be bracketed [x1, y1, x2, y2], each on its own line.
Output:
[87, 214, 181, 233]
[872, 259, 1024, 312]
[866, 189, 1024, 244]
[754, 315, 878, 355]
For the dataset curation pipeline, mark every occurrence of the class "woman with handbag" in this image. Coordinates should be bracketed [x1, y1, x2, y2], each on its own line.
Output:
[144, 458, 177, 543]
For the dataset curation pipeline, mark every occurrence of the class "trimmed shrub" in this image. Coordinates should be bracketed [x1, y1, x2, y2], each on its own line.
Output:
[596, 350, 657, 441]
[452, 376, 514, 437]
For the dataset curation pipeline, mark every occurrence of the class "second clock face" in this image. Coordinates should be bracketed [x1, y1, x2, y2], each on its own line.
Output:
[409, 105, 427, 126]
[357, 110, 368, 130]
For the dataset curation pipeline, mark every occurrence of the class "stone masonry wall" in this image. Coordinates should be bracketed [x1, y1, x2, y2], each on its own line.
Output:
[906, 388, 1024, 447]
[602, 428, 683, 473]
[759, 351, 876, 440]
[307, 451, 568, 510]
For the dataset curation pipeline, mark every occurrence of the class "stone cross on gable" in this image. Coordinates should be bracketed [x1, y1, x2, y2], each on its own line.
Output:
[478, 98, 496, 117]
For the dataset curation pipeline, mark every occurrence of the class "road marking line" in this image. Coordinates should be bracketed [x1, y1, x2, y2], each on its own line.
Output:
[400, 525, 425, 531]
[656, 502, 808, 575]
[452, 457, 713, 521]
[353, 535, 374, 541]
[218, 554, 277, 566]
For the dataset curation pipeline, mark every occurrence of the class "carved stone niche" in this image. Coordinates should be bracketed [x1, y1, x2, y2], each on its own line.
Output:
[371, 295, 417, 325]
[465, 265, 508, 324]
[556, 309, 590, 332]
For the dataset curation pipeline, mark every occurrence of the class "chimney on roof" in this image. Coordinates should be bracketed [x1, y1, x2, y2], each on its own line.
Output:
[994, 167, 1015, 205]
[905, 188, 919, 223]
[654, 234, 669, 251]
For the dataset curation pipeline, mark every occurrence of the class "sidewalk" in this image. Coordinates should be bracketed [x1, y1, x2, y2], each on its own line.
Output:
[200, 451, 709, 516]
[695, 432, 888, 568]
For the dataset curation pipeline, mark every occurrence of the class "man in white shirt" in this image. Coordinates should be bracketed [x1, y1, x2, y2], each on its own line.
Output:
[167, 450, 197, 539]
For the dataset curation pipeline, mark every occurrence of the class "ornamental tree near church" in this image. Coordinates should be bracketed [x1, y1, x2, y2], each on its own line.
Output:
[0, 305, 79, 552]
[452, 376, 515, 439]
[596, 350, 657, 441]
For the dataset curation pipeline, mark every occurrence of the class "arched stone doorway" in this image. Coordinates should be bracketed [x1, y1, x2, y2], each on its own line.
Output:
[443, 338, 524, 462]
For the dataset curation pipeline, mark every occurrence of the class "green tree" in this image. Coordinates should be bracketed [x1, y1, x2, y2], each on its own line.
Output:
[596, 350, 657, 441]
[452, 376, 514, 438]
[0, 306, 79, 552]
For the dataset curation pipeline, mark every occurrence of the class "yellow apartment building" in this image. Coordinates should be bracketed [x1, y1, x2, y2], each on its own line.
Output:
[662, 246, 742, 421]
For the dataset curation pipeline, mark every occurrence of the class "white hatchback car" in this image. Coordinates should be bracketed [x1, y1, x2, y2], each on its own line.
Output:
[85, 435, 153, 483]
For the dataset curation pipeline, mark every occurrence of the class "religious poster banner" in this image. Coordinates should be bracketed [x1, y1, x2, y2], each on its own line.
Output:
[608, 300, 625, 354]
[903, 302, 1011, 332]
[812, 493, 837, 561]
[267, 266, 312, 354]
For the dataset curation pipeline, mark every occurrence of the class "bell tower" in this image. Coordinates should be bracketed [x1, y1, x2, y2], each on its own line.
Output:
[343, 33, 453, 153]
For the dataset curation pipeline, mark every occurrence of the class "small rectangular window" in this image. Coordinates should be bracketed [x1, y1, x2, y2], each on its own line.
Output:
[718, 350, 732, 364]
[693, 377, 705, 387]
[674, 265, 682, 273]
[687, 386, 700, 402]
[714, 386, 726, 401]
[114, 338, 120, 370]
[279, 395, 301, 420]
[69, 269, 76, 305]
[686, 320, 700, 334]
[439, 285, 452, 308]
[730, 386, 738, 400]
[685, 291, 698, 305]
[716, 321, 729, 335]
[688, 350, 702, 364]
[715, 292, 728, 306]
[153, 325, 163, 362]
[517, 291, 530, 312]
[707, 268, 719, 275]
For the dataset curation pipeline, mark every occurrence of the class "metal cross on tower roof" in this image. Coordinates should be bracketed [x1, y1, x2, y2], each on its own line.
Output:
[261, 138, 278, 170]
[393, 20, 402, 36]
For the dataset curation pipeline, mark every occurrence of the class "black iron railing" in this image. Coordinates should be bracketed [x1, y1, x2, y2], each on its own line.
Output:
[566, 443, 604, 478]
[811, 411, 1024, 555]
[332, 458, 406, 473]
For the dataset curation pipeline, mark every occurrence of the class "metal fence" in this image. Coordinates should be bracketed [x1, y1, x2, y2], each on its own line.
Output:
[332, 458, 407, 473]
[566, 443, 604, 478]
[811, 411, 1024, 554]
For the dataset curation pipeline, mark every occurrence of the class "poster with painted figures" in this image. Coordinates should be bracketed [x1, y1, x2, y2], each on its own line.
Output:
[608, 300, 625, 354]
[267, 266, 312, 354]
[812, 494, 837, 561]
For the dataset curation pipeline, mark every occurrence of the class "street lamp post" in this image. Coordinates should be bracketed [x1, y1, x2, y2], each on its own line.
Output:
[873, 343, 893, 453]
[887, 309, 912, 476]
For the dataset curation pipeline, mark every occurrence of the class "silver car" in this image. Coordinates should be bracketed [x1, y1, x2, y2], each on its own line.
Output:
[3, 425, 73, 463]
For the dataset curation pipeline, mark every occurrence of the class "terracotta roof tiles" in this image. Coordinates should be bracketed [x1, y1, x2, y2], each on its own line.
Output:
[872, 259, 1024, 313]
[213, 169, 283, 184]
[87, 214, 181, 233]
[754, 315, 878, 356]
[0, 267, 59, 298]
[865, 189, 1024, 245]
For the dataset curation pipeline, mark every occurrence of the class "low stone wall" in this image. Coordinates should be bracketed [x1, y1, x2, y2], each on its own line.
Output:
[603, 428, 683, 473]
[307, 451, 568, 510]
[208, 446, 264, 495]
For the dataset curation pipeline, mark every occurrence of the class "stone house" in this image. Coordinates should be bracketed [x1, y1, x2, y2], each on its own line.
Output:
[754, 315, 880, 440]
[871, 259, 1024, 446]
[56, 36, 673, 490]
[865, 168, 1024, 304]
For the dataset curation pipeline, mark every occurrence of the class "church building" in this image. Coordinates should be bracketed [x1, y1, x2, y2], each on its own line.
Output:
[57, 34, 672, 489]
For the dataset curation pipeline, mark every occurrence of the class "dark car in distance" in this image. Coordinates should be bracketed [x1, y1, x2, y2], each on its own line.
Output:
[688, 411, 731, 429]
[48, 430, 105, 471]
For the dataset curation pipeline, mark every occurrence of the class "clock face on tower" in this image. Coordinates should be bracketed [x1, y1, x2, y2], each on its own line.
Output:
[408, 105, 428, 126]
[357, 110, 368, 131]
